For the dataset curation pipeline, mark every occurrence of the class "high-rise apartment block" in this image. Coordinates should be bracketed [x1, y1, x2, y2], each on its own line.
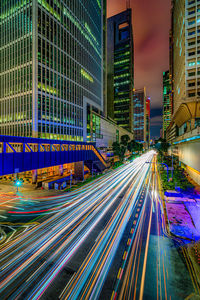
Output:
[0, 0, 104, 141]
[172, 0, 200, 114]
[107, 9, 134, 132]
[163, 71, 172, 138]
[166, 0, 200, 185]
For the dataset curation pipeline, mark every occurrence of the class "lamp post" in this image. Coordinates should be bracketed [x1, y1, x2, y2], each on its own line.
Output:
[15, 180, 22, 193]
[160, 163, 169, 182]
[70, 169, 72, 189]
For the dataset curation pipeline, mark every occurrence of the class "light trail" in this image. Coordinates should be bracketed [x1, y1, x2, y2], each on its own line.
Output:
[0, 151, 156, 299]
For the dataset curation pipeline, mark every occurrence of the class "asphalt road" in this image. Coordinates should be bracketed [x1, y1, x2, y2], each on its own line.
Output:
[0, 151, 197, 300]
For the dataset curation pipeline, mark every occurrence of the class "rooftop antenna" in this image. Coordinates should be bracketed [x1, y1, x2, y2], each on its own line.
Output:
[126, 0, 130, 9]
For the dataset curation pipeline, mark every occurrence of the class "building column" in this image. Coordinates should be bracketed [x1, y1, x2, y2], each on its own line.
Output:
[59, 165, 63, 176]
[74, 161, 84, 181]
[32, 169, 37, 184]
[191, 118, 195, 131]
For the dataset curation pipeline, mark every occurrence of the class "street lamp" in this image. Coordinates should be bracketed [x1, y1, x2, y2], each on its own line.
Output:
[15, 180, 22, 193]
[70, 169, 72, 189]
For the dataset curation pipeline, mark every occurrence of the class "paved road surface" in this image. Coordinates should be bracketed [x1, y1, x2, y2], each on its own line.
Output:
[0, 151, 197, 299]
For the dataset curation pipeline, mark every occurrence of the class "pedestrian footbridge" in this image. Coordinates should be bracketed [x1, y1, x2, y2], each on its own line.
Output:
[0, 135, 107, 176]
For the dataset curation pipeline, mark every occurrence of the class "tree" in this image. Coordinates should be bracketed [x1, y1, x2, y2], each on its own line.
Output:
[120, 135, 130, 147]
[112, 141, 126, 162]
[127, 140, 136, 152]
[138, 143, 143, 152]
[155, 138, 170, 156]
[112, 141, 121, 156]
[127, 140, 143, 153]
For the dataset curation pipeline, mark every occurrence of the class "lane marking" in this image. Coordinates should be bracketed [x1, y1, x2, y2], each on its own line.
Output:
[0, 215, 7, 219]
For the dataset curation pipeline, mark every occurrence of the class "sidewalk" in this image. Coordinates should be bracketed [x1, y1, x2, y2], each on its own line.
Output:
[164, 191, 200, 242]
[0, 182, 62, 198]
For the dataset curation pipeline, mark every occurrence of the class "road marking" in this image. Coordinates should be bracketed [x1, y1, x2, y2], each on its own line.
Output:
[111, 291, 117, 300]
[0, 215, 7, 219]
[123, 251, 127, 260]
[3, 205, 14, 208]
[117, 268, 122, 279]
[127, 238, 131, 246]
[139, 190, 153, 300]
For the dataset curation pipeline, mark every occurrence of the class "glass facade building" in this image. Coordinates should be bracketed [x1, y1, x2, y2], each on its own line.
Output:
[146, 97, 150, 146]
[133, 88, 146, 144]
[0, 0, 104, 141]
[107, 9, 134, 132]
[163, 70, 172, 138]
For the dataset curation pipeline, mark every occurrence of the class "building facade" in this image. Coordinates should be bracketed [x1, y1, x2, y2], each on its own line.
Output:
[87, 110, 133, 149]
[0, 0, 104, 141]
[169, 9, 174, 115]
[163, 71, 172, 138]
[172, 0, 185, 114]
[172, 0, 200, 114]
[146, 97, 150, 147]
[133, 88, 146, 145]
[107, 9, 134, 132]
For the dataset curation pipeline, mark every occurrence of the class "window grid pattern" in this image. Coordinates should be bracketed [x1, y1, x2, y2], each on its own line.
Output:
[0, 0, 103, 141]
[0, 0, 33, 136]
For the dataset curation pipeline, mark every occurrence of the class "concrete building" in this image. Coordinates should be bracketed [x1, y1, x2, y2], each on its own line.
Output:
[87, 110, 133, 149]
[133, 88, 147, 146]
[163, 71, 172, 138]
[172, 0, 200, 114]
[107, 9, 134, 132]
[167, 1, 200, 185]
[0, 0, 104, 142]
[167, 101, 200, 185]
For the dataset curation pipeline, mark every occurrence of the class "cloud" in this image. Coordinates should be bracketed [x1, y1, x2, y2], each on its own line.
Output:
[150, 115, 162, 126]
[107, 0, 171, 109]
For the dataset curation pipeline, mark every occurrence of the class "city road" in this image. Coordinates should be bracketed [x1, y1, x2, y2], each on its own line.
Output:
[0, 151, 196, 299]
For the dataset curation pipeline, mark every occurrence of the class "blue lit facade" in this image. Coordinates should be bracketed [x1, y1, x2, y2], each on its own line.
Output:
[0, 0, 104, 142]
[0, 134, 107, 176]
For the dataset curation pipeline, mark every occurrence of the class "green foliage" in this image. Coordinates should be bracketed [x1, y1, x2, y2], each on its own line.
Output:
[112, 137, 143, 162]
[158, 154, 194, 191]
[155, 138, 170, 154]
[120, 135, 130, 146]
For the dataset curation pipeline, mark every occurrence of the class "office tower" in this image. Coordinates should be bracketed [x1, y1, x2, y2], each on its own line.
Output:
[0, 0, 104, 141]
[163, 71, 172, 138]
[169, 9, 174, 115]
[107, 9, 134, 132]
[146, 97, 150, 147]
[103, 0, 107, 117]
[172, 0, 200, 114]
[133, 88, 146, 144]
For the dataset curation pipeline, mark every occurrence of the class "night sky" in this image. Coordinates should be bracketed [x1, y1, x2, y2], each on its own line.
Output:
[107, 0, 171, 138]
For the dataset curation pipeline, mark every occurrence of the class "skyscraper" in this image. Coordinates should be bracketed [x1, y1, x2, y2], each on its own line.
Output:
[146, 97, 150, 147]
[163, 71, 172, 138]
[169, 9, 174, 115]
[172, 0, 200, 114]
[0, 0, 104, 141]
[133, 88, 146, 145]
[107, 9, 134, 132]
